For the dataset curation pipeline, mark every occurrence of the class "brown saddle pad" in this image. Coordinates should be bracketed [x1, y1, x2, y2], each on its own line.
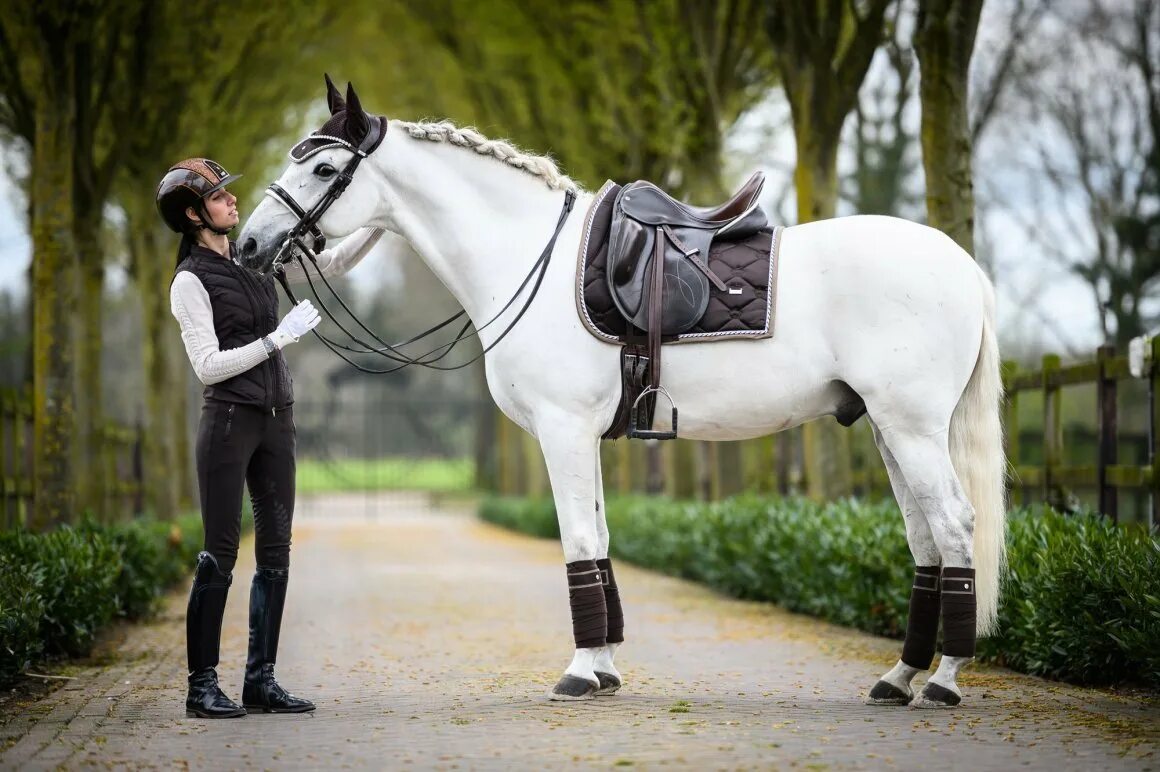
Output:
[576, 181, 782, 344]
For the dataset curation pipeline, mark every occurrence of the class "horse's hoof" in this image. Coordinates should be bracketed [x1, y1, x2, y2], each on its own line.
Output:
[547, 675, 598, 701]
[909, 682, 961, 709]
[594, 671, 622, 696]
[864, 679, 911, 706]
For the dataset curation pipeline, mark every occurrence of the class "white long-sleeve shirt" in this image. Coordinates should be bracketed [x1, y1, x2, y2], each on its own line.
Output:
[170, 228, 385, 386]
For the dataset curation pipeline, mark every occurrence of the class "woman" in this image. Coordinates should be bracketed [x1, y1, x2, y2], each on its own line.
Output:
[156, 158, 383, 718]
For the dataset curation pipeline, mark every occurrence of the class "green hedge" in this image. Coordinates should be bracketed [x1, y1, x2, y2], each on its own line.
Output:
[479, 495, 1160, 688]
[0, 513, 204, 685]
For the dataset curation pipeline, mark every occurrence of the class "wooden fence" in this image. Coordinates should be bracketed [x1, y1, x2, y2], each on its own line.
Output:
[0, 388, 144, 530]
[490, 338, 1160, 527]
[1003, 340, 1159, 524]
[5, 336, 1157, 527]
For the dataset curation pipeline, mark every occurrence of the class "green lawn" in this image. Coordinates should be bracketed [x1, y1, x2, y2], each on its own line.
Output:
[296, 457, 475, 493]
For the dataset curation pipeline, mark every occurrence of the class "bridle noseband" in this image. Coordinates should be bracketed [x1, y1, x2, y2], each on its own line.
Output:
[260, 117, 576, 375]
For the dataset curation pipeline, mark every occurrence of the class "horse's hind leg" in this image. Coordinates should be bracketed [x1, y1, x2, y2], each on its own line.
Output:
[865, 420, 942, 706]
[877, 426, 977, 709]
[537, 420, 607, 701]
[591, 452, 624, 696]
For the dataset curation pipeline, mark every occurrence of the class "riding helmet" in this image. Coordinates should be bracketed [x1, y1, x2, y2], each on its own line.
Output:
[155, 158, 243, 234]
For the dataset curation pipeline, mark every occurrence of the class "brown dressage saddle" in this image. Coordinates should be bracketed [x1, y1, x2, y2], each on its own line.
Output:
[605, 172, 769, 439]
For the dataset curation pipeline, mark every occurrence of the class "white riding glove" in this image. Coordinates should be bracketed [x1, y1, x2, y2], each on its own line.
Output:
[268, 299, 321, 349]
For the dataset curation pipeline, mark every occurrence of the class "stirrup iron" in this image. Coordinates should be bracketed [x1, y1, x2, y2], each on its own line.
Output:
[627, 386, 677, 441]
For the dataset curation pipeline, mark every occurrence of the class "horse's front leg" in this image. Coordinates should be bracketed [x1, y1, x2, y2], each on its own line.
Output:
[537, 418, 607, 701]
[591, 447, 624, 696]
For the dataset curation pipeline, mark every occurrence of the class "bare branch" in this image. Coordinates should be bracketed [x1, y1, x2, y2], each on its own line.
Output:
[0, 16, 35, 141]
[832, 0, 891, 114]
[970, 0, 1050, 145]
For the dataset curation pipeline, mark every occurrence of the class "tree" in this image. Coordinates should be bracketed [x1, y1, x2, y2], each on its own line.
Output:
[382, 0, 775, 198]
[968, 0, 1052, 282]
[0, 0, 359, 525]
[0, 0, 85, 528]
[112, 1, 354, 517]
[767, 0, 891, 222]
[0, 289, 27, 386]
[975, 0, 1159, 347]
[844, 2, 924, 219]
[2, 0, 180, 523]
[766, 0, 890, 501]
[914, 0, 985, 254]
[1075, 0, 1160, 345]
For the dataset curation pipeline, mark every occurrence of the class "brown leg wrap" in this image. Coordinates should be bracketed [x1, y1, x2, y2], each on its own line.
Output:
[596, 558, 624, 644]
[940, 567, 977, 658]
[567, 560, 607, 648]
[900, 565, 941, 670]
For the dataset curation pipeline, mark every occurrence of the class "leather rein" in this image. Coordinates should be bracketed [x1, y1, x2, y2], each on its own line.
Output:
[263, 122, 576, 374]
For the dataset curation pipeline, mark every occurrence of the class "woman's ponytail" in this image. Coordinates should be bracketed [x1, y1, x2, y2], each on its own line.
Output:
[174, 233, 194, 271]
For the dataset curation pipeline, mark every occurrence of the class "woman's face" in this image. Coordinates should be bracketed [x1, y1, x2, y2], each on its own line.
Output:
[188, 187, 239, 230]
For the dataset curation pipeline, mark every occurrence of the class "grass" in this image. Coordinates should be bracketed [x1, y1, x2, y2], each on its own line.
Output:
[296, 457, 475, 493]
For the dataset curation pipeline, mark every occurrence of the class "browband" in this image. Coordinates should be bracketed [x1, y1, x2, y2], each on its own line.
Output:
[288, 116, 386, 163]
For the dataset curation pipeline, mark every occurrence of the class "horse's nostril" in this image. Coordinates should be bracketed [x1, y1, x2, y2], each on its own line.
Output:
[241, 238, 257, 257]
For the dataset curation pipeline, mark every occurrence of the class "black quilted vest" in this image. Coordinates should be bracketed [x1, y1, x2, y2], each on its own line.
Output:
[175, 243, 293, 410]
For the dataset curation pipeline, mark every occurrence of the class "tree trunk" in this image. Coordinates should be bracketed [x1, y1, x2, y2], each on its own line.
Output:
[713, 441, 745, 499]
[681, 126, 727, 202]
[767, 1, 888, 503]
[668, 440, 698, 499]
[74, 220, 107, 520]
[791, 112, 853, 502]
[29, 50, 78, 531]
[915, 0, 984, 254]
[132, 225, 180, 518]
[645, 442, 664, 494]
[791, 114, 841, 222]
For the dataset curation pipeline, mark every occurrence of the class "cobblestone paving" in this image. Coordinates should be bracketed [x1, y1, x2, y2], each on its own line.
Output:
[2, 492, 1157, 770]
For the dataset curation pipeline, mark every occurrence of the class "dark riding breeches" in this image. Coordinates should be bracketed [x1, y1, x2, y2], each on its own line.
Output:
[196, 400, 296, 574]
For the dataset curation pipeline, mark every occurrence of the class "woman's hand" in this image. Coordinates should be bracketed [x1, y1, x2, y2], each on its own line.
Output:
[269, 300, 321, 349]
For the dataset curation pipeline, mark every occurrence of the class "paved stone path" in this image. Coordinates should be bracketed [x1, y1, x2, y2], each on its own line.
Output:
[2, 492, 1157, 770]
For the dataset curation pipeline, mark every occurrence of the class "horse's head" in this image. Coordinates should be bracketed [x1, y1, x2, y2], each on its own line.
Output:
[239, 76, 387, 275]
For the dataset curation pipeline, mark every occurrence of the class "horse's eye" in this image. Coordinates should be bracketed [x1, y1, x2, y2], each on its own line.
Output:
[314, 163, 338, 179]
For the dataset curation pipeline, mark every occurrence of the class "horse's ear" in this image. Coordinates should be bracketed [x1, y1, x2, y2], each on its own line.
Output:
[344, 81, 370, 144]
[345, 82, 364, 119]
[324, 73, 345, 115]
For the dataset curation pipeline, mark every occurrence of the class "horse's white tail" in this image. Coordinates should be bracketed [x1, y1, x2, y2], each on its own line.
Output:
[948, 265, 1007, 636]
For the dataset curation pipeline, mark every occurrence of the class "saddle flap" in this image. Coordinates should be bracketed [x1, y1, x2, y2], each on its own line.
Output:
[608, 188, 712, 335]
[606, 205, 654, 318]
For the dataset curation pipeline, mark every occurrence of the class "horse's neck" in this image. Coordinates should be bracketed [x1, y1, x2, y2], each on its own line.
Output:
[377, 139, 570, 342]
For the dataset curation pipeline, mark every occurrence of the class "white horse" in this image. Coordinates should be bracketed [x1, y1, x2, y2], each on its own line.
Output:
[239, 81, 1006, 709]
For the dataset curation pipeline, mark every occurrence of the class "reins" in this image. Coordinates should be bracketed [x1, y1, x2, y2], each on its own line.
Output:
[264, 124, 576, 373]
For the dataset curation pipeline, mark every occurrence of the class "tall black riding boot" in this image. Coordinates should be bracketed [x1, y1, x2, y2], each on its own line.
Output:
[242, 566, 315, 713]
[186, 552, 246, 718]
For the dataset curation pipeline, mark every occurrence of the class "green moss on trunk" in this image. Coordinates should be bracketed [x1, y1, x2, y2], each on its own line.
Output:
[29, 42, 78, 532]
[74, 225, 106, 521]
[915, 0, 983, 255]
